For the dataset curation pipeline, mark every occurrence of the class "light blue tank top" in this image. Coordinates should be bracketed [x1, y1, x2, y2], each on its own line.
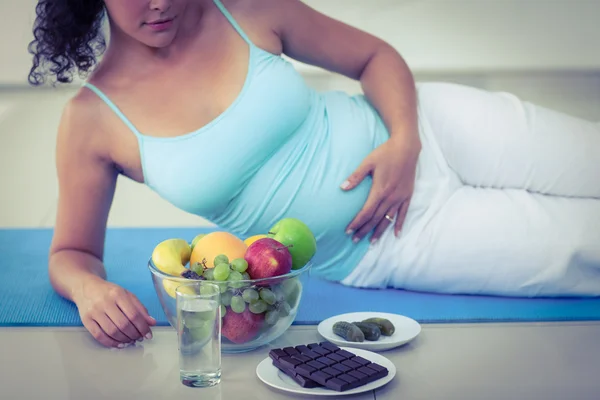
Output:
[84, 0, 390, 281]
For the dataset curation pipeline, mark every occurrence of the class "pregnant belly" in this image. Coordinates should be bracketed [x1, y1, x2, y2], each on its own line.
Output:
[211, 142, 379, 276]
[213, 167, 374, 276]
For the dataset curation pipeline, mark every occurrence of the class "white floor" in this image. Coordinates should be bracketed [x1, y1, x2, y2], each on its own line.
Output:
[1, 71, 599, 229]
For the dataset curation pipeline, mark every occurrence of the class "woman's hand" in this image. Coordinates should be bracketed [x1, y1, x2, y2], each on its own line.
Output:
[74, 277, 156, 348]
[341, 135, 421, 243]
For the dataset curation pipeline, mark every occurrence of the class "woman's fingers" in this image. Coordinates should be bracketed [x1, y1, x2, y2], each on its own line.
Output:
[341, 160, 373, 191]
[352, 198, 395, 242]
[83, 318, 122, 348]
[106, 304, 143, 342]
[91, 313, 131, 345]
[346, 190, 382, 238]
[394, 198, 412, 236]
[371, 204, 402, 242]
[119, 294, 154, 340]
[130, 293, 157, 326]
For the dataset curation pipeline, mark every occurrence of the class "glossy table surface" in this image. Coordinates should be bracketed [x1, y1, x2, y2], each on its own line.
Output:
[1, 322, 599, 400]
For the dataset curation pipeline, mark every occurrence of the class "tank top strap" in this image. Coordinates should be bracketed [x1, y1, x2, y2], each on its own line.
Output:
[82, 82, 143, 138]
[212, 0, 254, 46]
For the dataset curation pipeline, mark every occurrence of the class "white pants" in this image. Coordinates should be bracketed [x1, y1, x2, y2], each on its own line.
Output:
[343, 82, 600, 297]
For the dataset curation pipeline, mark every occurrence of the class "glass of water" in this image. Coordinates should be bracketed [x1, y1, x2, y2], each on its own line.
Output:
[176, 281, 221, 388]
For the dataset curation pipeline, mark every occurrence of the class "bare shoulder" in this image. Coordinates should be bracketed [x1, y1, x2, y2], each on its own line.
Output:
[57, 87, 111, 161]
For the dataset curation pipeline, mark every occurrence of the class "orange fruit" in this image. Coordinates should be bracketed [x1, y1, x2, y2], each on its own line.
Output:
[190, 231, 248, 268]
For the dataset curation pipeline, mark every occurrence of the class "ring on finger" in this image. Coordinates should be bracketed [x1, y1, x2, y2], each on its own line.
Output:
[384, 214, 394, 223]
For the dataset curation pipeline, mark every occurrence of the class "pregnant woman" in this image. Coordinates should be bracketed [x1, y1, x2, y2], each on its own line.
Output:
[29, 0, 600, 348]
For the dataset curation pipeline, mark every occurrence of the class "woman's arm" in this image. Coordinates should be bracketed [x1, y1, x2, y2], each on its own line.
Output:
[268, 0, 421, 241]
[50, 95, 155, 347]
[50, 97, 114, 300]
[271, 0, 419, 144]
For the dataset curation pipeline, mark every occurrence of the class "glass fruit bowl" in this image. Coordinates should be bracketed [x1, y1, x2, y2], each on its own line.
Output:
[148, 257, 311, 353]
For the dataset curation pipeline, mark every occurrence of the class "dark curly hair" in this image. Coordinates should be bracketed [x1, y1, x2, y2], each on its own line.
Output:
[28, 0, 107, 86]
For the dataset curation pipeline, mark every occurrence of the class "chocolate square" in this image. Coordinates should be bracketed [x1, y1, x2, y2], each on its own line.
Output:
[269, 349, 287, 360]
[341, 359, 362, 369]
[310, 370, 332, 386]
[295, 345, 310, 353]
[283, 346, 300, 356]
[336, 350, 355, 359]
[280, 356, 302, 370]
[307, 360, 327, 370]
[352, 356, 372, 366]
[332, 363, 353, 373]
[296, 364, 317, 376]
[298, 349, 322, 360]
[311, 346, 331, 356]
[319, 342, 341, 352]
[317, 357, 337, 367]
[322, 367, 342, 377]
[327, 353, 346, 362]
[292, 354, 312, 363]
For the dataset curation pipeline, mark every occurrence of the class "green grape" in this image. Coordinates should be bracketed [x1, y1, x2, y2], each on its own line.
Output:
[213, 254, 229, 266]
[284, 279, 301, 306]
[249, 300, 268, 314]
[220, 305, 226, 318]
[265, 310, 279, 325]
[279, 302, 292, 317]
[219, 283, 229, 293]
[230, 296, 246, 313]
[242, 288, 259, 304]
[231, 258, 248, 273]
[199, 285, 215, 296]
[213, 263, 231, 281]
[259, 288, 276, 305]
[221, 291, 233, 307]
[190, 262, 204, 276]
[228, 271, 244, 288]
[203, 268, 215, 281]
[241, 272, 251, 280]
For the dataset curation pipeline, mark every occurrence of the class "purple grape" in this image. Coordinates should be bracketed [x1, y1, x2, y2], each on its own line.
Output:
[181, 270, 203, 280]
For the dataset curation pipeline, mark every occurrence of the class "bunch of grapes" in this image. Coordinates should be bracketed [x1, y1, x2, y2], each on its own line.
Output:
[184, 254, 251, 282]
[181, 254, 292, 325]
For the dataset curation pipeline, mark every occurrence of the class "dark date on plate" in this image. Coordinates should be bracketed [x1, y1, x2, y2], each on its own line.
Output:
[332, 318, 395, 342]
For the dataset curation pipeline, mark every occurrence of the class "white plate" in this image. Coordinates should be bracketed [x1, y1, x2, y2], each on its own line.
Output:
[317, 312, 421, 351]
[256, 346, 396, 396]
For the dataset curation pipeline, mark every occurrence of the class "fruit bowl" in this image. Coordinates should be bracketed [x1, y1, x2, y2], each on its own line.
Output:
[148, 257, 311, 353]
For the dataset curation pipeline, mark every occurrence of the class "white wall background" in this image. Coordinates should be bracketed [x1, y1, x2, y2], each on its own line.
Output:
[0, 0, 599, 228]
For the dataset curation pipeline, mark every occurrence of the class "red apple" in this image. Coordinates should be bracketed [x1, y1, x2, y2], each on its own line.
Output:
[221, 308, 265, 344]
[244, 238, 293, 280]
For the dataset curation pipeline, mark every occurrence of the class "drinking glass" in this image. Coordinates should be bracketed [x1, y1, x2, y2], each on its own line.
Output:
[176, 281, 221, 388]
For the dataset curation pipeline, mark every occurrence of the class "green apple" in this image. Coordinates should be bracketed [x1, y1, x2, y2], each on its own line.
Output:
[267, 218, 316, 270]
[190, 233, 207, 251]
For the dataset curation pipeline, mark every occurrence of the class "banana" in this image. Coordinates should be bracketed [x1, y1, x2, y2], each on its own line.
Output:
[162, 278, 195, 299]
[151, 238, 191, 276]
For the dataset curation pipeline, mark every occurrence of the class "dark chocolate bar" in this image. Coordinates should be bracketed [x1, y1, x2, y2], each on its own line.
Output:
[268, 341, 389, 392]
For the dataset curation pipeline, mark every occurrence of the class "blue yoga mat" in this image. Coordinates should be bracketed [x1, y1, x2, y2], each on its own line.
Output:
[1, 228, 599, 327]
